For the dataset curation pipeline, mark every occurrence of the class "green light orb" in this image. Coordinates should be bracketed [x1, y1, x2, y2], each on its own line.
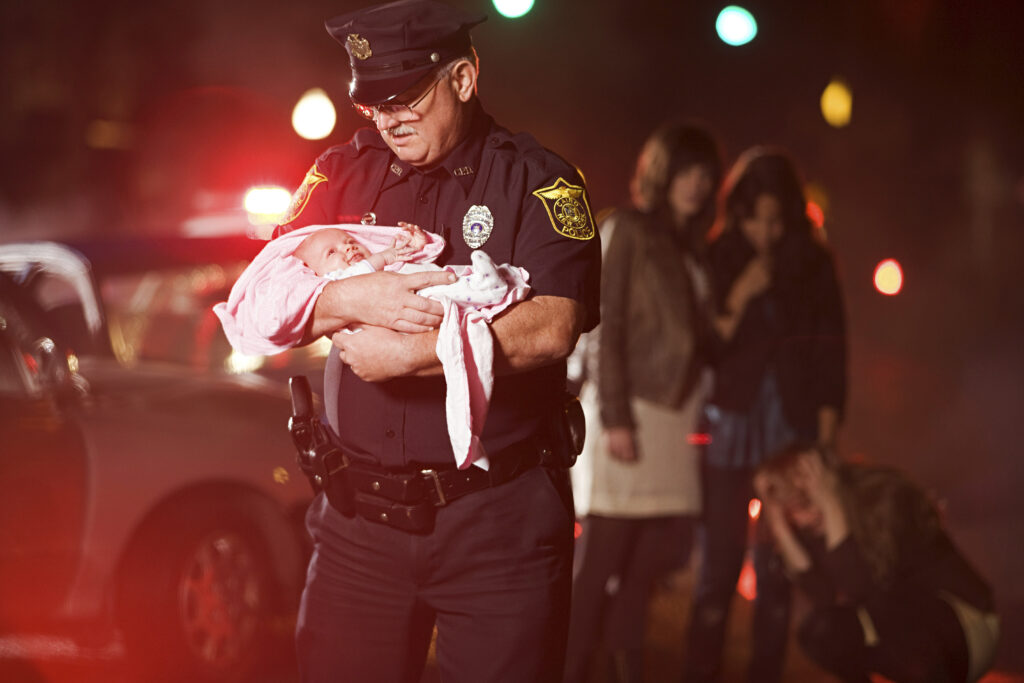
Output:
[716, 6, 757, 46]
[493, 0, 534, 19]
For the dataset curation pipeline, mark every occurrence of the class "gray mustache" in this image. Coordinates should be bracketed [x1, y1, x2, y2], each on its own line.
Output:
[387, 124, 417, 137]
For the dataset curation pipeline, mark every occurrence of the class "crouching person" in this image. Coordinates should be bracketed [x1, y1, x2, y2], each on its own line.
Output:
[754, 443, 999, 683]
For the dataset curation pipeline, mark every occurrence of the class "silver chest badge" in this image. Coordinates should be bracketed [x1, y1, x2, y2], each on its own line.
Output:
[462, 205, 494, 248]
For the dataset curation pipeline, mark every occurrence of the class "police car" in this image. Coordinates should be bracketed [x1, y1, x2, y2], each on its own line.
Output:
[0, 240, 312, 682]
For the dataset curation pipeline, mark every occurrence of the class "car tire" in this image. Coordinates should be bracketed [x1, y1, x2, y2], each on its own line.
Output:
[117, 501, 275, 683]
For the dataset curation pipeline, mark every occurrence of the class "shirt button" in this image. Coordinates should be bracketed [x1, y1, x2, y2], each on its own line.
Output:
[418, 194, 429, 204]
[385, 429, 396, 438]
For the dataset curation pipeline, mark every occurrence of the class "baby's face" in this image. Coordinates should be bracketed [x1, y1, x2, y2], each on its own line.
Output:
[295, 228, 371, 275]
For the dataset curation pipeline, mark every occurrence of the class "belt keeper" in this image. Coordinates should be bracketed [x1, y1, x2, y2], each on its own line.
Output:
[328, 453, 350, 476]
[421, 468, 447, 506]
[312, 452, 350, 489]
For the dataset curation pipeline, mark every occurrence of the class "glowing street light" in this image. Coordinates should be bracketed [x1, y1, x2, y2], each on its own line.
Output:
[493, 0, 534, 18]
[821, 79, 853, 128]
[874, 259, 904, 296]
[716, 6, 757, 46]
[244, 186, 292, 226]
[292, 88, 336, 140]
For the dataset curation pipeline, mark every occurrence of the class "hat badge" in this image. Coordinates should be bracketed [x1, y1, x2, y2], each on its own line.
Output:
[346, 33, 372, 60]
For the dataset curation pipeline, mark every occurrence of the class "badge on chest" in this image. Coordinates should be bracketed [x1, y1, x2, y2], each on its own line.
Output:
[462, 205, 494, 248]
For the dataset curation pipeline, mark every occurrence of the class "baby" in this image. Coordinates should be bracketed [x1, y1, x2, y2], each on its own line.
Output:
[293, 222, 428, 279]
[213, 223, 531, 469]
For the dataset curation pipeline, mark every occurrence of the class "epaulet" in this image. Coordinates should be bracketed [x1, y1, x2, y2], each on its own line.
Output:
[487, 127, 581, 181]
[318, 128, 388, 160]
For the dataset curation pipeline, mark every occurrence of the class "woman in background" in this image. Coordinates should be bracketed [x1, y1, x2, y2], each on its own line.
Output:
[754, 443, 999, 683]
[682, 147, 847, 683]
[564, 123, 722, 683]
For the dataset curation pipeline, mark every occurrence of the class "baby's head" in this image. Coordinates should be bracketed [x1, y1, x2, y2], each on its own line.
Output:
[293, 228, 371, 276]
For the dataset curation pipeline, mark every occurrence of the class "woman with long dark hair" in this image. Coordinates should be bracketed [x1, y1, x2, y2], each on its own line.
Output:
[682, 147, 847, 683]
[753, 443, 999, 683]
[564, 123, 722, 683]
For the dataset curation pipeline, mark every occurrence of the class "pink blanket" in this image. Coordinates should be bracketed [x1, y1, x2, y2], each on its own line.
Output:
[213, 223, 445, 356]
[212, 224, 529, 469]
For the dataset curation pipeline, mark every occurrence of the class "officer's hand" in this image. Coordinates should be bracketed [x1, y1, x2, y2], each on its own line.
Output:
[332, 325, 436, 381]
[605, 426, 639, 463]
[324, 270, 454, 333]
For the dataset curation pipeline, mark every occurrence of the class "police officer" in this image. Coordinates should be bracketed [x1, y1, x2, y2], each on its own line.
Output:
[274, 1, 601, 681]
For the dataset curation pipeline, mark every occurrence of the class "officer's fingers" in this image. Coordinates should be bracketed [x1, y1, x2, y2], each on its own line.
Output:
[398, 302, 443, 327]
[399, 291, 445, 318]
[390, 320, 436, 334]
[399, 270, 457, 292]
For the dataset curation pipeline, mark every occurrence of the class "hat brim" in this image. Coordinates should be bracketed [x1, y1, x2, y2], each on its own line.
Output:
[349, 64, 438, 106]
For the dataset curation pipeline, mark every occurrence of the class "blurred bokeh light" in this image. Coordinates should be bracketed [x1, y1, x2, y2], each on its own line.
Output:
[820, 78, 853, 128]
[291, 88, 337, 141]
[493, 0, 534, 19]
[806, 200, 825, 230]
[244, 186, 291, 226]
[874, 258, 904, 295]
[716, 6, 758, 46]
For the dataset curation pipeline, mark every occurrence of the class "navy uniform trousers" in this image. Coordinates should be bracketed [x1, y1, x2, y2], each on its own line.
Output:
[296, 465, 574, 683]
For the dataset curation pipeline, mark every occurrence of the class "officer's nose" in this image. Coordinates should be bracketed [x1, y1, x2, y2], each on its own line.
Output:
[375, 108, 402, 132]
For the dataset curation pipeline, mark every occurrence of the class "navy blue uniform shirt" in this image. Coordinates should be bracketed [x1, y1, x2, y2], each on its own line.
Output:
[277, 105, 601, 467]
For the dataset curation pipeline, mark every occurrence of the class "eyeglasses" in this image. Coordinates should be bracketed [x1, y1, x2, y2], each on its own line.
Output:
[353, 74, 443, 121]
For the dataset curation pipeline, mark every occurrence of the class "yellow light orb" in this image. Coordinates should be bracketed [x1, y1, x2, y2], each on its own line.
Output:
[820, 79, 853, 128]
[225, 349, 266, 374]
[243, 186, 292, 226]
[292, 88, 337, 140]
[874, 259, 903, 296]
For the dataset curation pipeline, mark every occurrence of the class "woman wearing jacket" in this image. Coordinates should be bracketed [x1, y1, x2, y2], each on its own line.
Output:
[565, 123, 722, 683]
[754, 443, 998, 683]
[682, 147, 847, 683]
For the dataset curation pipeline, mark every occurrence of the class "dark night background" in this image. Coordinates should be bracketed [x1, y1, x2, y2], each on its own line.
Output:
[2, 0, 1023, 675]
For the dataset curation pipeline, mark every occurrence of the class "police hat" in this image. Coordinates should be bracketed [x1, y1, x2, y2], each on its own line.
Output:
[326, 0, 486, 105]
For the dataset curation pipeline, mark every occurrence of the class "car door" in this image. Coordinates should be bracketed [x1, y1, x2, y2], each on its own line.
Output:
[0, 275, 89, 630]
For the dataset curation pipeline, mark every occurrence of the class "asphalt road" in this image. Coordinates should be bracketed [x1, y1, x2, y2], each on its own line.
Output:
[3, 563, 1021, 682]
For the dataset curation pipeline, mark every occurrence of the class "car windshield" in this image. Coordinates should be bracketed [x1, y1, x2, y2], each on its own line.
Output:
[1, 238, 330, 387]
[100, 261, 332, 379]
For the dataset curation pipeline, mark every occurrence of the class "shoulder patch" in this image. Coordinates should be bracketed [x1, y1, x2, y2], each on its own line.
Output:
[532, 177, 595, 240]
[282, 164, 327, 225]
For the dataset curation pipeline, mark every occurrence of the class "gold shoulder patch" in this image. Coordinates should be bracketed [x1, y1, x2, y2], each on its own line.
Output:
[282, 164, 328, 225]
[532, 177, 595, 240]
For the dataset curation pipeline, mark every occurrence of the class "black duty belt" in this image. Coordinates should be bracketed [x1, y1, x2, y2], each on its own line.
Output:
[321, 438, 550, 534]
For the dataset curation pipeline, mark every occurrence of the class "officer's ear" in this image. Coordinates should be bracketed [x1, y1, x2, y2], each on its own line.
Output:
[448, 59, 478, 103]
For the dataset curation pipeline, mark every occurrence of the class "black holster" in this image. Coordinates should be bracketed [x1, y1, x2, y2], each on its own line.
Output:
[288, 375, 353, 514]
[549, 391, 586, 468]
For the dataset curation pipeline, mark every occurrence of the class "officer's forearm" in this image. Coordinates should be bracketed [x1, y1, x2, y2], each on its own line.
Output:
[490, 296, 584, 374]
[390, 295, 584, 379]
[397, 329, 443, 377]
[301, 280, 355, 344]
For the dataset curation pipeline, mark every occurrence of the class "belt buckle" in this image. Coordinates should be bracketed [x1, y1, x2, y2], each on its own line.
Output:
[420, 468, 447, 506]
